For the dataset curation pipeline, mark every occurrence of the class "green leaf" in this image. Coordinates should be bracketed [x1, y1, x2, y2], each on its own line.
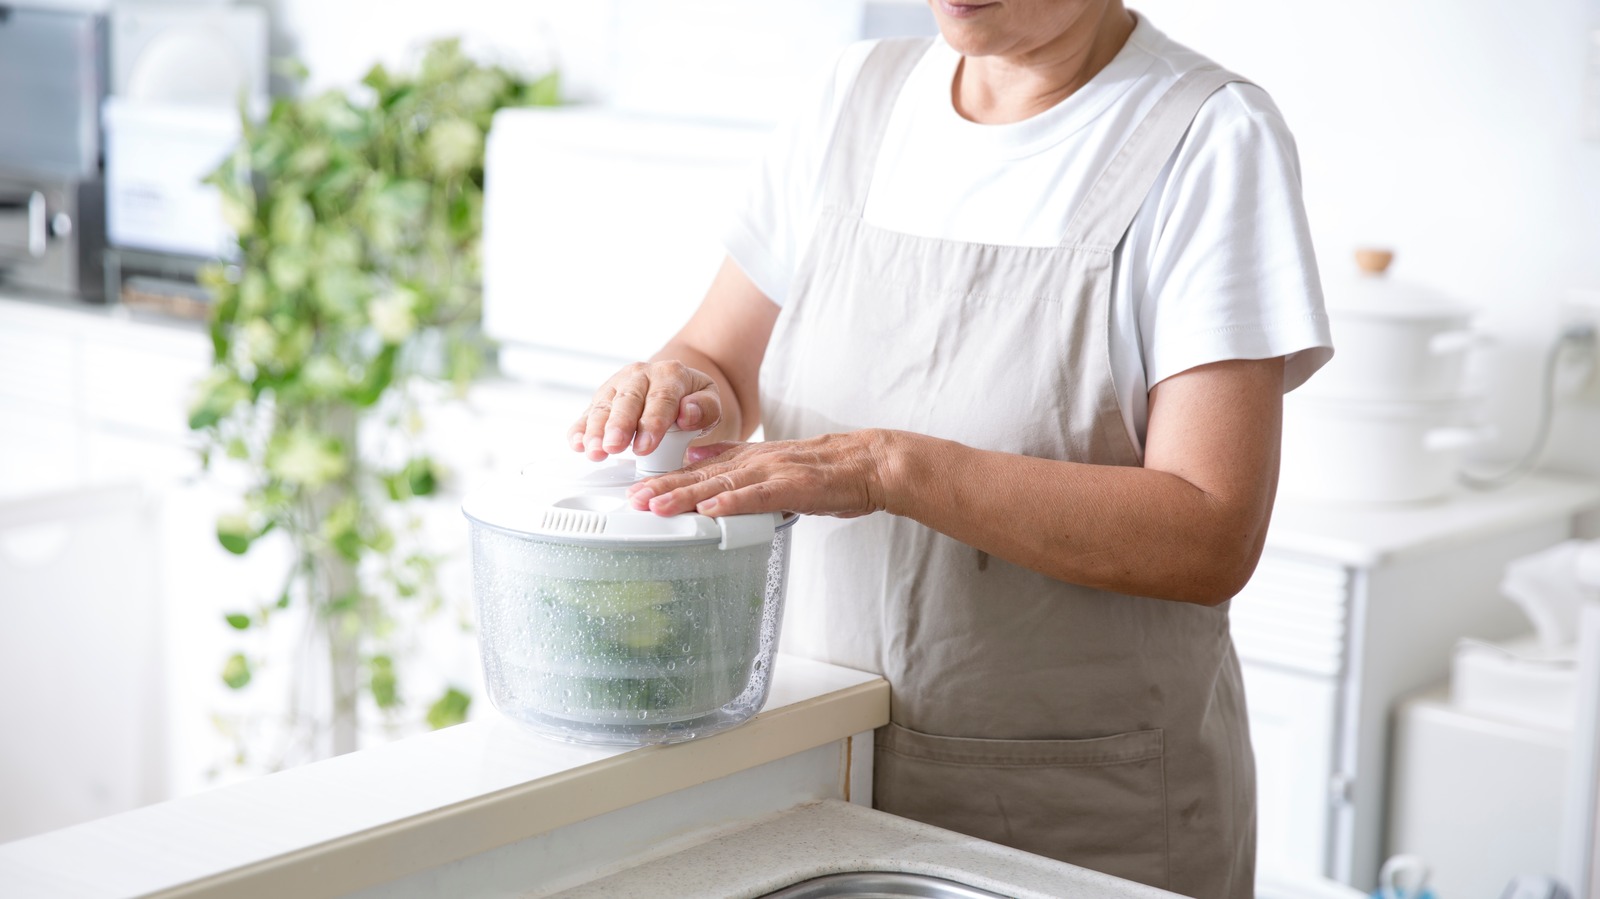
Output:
[369, 655, 398, 709]
[361, 62, 391, 93]
[333, 528, 364, 563]
[217, 515, 254, 555]
[225, 613, 252, 631]
[222, 653, 252, 690]
[385, 457, 438, 501]
[406, 457, 437, 496]
[424, 118, 482, 177]
[326, 592, 362, 615]
[524, 70, 561, 107]
[427, 687, 471, 730]
[269, 195, 315, 247]
[265, 428, 348, 489]
[349, 344, 397, 406]
[188, 372, 250, 431]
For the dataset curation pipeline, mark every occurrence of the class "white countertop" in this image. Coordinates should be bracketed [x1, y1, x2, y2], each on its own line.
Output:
[1265, 473, 1600, 567]
[551, 799, 1179, 899]
[0, 656, 888, 899]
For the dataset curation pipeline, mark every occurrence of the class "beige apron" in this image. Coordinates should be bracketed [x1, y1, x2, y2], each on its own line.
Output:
[759, 38, 1257, 898]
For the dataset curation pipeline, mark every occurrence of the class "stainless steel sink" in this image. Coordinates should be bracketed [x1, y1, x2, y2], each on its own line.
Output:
[757, 871, 1012, 898]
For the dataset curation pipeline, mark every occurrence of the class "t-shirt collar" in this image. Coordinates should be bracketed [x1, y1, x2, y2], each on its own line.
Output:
[921, 12, 1164, 160]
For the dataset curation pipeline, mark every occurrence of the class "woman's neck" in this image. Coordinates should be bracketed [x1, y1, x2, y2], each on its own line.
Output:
[952, 5, 1136, 125]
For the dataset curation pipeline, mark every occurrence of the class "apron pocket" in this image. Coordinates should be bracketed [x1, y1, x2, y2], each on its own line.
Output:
[874, 722, 1169, 890]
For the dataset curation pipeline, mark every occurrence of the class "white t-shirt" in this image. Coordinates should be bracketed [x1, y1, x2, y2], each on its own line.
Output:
[722, 14, 1333, 452]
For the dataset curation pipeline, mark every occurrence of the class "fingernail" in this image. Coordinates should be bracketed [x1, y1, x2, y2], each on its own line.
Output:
[569, 433, 584, 451]
[604, 427, 625, 449]
[697, 497, 719, 514]
[681, 401, 700, 427]
[636, 432, 656, 455]
[585, 435, 602, 453]
[629, 487, 654, 506]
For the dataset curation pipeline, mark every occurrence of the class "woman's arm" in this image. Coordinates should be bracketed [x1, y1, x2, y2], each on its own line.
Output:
[571, 257, 778, 459]
[629, 356, 1284, 607]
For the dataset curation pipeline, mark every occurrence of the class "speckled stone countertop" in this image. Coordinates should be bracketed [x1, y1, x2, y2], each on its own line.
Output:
[548, 800, 1179, 899]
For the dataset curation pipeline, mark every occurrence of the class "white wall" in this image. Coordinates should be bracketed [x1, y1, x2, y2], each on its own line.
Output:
[1135, 0, 1600, 475]
[256, 0, 1600, 475]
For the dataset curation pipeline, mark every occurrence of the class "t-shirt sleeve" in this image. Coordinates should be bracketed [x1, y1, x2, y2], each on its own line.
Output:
[721, 41, 877, 306]
[1136, 84, 1333, 394]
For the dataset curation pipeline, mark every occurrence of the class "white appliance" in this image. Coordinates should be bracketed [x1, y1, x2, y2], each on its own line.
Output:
[1389, 690, 1571, 899]
[482, 108, 771, 390]
[103, 4, 267, 258]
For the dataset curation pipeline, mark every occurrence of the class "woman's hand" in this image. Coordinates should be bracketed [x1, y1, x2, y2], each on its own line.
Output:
[626, 431, 895, 519]
[568, 360, 723, 461]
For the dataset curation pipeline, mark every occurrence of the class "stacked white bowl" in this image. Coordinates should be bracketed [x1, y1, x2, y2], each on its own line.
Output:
[1281, 249, 1493, 504]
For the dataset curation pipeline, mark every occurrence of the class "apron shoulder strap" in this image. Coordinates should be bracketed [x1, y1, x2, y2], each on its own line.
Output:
[820, 37, 932, 216]
[1060, 65, 1252, 251]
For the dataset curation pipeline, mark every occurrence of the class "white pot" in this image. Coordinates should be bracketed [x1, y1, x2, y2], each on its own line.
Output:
[1303, 250, 1490, 403]
[1280, 394, 1495, 505]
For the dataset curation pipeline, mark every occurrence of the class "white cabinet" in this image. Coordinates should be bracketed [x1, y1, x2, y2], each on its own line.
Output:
[0, 297, 277, 820]
[0, 484, 162, 843]
[1242, 660, 1341, 878]
[1240, 478, 1600, 891]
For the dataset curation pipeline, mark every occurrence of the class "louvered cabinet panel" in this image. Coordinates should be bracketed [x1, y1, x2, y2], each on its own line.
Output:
[1230, 553, 1351, 678]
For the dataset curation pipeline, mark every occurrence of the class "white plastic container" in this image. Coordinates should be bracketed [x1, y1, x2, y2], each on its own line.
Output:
[463, 430, 796, 745]
[1280, 394, 1494, 504]
[1451, 635, 1577, 732]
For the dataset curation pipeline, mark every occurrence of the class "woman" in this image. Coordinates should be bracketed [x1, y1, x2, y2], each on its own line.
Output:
[569, 2, 1331, 896]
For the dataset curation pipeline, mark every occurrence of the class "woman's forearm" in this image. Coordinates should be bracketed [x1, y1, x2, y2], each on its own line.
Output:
[876, 429, 1272, 606]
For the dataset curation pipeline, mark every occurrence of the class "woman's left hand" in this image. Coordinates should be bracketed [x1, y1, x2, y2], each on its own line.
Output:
[626, 431, 894, 519]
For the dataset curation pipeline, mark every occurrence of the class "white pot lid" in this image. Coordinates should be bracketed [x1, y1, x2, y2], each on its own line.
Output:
[461, 429, 786, 550]
[1327, 249, 1475, 320]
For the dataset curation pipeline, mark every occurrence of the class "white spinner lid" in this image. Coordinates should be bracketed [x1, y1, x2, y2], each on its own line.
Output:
[461, 427, 782, 550]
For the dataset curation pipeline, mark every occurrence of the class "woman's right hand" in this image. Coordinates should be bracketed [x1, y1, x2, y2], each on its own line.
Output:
[568, 360, 723, 461]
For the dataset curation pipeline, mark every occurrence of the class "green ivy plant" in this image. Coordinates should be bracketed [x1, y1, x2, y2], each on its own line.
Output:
[188, 39, 558, 766]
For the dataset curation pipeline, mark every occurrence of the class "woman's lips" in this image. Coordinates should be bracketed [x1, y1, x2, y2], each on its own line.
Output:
[936, 0, 997, 18]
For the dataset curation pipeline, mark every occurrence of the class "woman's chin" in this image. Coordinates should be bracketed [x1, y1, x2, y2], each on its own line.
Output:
[934, 23, 1006, 57]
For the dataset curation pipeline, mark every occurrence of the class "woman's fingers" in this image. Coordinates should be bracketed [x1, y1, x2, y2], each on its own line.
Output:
[626, 432, 890, 520]
[651, 469, 749, 516]
[571, 361, 724, 459]
[635, 369, 693, 455]
[685, 441, 738, 465]
[601, 365, 652, 454]
[581, 392, 618, 460]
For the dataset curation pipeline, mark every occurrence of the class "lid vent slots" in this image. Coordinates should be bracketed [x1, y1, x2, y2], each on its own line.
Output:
[540, 508, 607, 535]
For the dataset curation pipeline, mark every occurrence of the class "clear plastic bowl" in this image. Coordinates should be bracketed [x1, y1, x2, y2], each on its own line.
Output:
[469, 517, 794, 745]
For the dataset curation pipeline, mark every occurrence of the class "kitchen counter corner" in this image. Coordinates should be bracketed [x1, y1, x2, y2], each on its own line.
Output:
[0, 656, 887, 899]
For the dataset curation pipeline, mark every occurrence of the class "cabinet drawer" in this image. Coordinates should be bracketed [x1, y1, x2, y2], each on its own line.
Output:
[1230, 553, 1350, 677]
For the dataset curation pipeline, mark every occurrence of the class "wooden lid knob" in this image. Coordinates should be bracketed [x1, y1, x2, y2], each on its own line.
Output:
[1355, 248, 1395, 275]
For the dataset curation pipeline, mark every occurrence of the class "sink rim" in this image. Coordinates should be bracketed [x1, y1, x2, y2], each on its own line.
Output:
[756, 870, 1013, 899]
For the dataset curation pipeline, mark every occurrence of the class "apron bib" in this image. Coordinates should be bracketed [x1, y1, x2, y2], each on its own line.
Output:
[759, 38, 1257, 898]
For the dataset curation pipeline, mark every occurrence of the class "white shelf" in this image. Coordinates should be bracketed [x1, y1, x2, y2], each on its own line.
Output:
[1266, 473, 1600, 567]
